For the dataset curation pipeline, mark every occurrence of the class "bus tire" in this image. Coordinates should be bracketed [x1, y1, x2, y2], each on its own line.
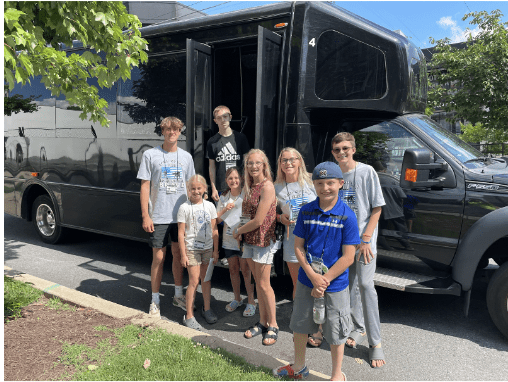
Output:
[32, 195, 64, 244]
[486, 261, 508, 339]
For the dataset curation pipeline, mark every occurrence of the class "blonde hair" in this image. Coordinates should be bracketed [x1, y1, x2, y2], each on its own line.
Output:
[213, 105, 231, 118]
[160, 116, 184, 131]
[243, 149, 273, 197]
[186, 174, 208, 190]
[275, 147, 313, 187]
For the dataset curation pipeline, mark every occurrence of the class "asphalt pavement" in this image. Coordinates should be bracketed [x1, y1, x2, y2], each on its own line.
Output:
[4, 214, 508, 380]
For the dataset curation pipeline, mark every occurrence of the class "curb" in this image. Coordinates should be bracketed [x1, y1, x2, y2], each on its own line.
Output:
[4, 266, 330, 381]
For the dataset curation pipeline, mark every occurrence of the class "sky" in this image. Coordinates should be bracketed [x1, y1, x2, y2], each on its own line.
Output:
[179, 1, 508, 49]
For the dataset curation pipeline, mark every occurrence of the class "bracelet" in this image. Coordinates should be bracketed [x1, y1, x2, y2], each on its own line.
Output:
[361, 239, 371, 244]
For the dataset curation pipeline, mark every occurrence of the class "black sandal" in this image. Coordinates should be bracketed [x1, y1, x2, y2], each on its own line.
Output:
[262, 326, 279, 346]
[244, 322, 267, 339]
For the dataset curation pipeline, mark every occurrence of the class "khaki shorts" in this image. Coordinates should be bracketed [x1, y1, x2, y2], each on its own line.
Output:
[186, 248, 213, 266]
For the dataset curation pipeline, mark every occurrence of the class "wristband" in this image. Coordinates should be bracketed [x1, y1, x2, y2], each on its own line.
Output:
[361, 239, 371, 244]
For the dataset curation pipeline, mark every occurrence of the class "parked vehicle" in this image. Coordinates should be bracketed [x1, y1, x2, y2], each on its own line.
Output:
[4, 1, 507, 339]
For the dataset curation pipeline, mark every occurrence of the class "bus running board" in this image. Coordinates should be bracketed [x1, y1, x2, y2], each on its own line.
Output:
[374, 267, 461, 295]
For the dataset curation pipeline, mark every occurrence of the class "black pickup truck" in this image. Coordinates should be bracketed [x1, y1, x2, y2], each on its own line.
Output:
[326, 114, 508, 340]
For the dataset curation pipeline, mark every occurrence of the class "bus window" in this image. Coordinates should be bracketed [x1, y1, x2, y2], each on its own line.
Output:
[315, 30, 387, 101]
[6, 77, 55, 137]
[354, 121, 426, 178]
[117, 52, 187, 140]
[56, 74, 117, 138]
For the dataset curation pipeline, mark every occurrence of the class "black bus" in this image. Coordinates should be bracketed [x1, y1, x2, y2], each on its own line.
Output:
[4, 1, 508, 338]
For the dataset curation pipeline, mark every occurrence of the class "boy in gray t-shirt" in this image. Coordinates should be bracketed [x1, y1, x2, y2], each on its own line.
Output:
[331, 132, 386, 368]
[137, 116, 195, 318]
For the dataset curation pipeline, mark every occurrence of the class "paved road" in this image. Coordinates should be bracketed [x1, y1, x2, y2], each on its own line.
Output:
[5, 214, 508, 380]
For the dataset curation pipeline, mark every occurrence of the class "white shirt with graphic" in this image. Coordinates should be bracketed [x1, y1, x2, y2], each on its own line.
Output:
[137, 146, 195, 224]
[177, 200, 217, 250]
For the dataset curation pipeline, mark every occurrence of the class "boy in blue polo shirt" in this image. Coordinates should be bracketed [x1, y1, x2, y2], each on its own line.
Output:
[273, 162, 360, 381]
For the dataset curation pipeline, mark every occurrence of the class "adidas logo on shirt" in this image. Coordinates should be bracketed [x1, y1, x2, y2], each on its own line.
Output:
[216, 142, 241, 162]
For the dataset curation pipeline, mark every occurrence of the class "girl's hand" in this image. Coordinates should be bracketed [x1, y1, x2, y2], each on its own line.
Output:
[232, 228, 240, 240]
[181, 255, 189, 268]
[280, 214, 294, 226]
[226, 202, 235, 211]
[212, 251, 219, 264]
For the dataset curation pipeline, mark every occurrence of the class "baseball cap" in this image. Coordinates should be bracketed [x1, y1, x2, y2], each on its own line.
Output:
[312, 161, 343, 180]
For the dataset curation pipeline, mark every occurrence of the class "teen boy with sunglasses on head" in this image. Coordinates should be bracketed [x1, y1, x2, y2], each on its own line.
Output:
[206, 105, 250, 202]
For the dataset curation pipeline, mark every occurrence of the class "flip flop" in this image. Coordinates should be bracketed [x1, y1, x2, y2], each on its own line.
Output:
[244, 322, 267, 339]
[345, 331, 366, 349]
[369, 345, 386, 368]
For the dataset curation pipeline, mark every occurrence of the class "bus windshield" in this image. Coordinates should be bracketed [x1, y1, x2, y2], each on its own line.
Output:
[406, 115, 486, 169]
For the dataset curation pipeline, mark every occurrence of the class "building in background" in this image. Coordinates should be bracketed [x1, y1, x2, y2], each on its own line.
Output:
[123, 1, 207, 27]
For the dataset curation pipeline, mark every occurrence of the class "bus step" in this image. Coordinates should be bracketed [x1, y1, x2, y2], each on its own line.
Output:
[374, 267, 461, 295]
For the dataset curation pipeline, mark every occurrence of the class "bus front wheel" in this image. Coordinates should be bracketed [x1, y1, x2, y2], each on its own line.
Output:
[487, 261, 508, 340]
[32, 195, 64, 244]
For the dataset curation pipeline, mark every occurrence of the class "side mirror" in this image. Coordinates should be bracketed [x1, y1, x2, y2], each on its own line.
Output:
[400, 148, 449, 189]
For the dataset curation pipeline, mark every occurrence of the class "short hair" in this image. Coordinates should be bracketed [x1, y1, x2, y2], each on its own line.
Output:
[213, 105, 231, 118]
[161, 116, 184, 131]
[331, 132, 355, 148]
[187, 174, 208, 190]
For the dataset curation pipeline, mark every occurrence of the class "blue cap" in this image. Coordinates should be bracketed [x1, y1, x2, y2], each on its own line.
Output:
[312, 161, 343, 180]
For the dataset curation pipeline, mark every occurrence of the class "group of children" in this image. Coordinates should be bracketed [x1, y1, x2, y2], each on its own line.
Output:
[137, 106, 387, 381]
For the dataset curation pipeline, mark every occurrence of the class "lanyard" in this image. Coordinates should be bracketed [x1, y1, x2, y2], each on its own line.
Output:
[307, 211, 333, 261]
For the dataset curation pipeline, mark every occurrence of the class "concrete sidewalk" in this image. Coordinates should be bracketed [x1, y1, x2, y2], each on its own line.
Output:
[5, 266, 329, 381]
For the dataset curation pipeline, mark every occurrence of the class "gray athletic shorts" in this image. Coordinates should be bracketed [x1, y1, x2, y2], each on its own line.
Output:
[289, 281, 352, 346]
[149, 223, 178, 248]
[242, 241, 280, 264]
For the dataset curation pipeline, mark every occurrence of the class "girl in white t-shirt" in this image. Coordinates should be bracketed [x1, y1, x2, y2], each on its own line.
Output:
[177, 175, 219, 331]
[216, 167, 256, 317]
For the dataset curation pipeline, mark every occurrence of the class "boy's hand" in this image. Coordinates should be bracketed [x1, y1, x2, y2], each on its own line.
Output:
[142, 217, 154, 233]
[358, 242, 375, 264]
[309, 273, 330, 290]
[212, 251, 219, 264]
[311, 286, 325, 299]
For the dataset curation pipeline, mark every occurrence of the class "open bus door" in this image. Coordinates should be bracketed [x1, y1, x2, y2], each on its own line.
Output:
[255, 26, 282, 169]
[186, 39, 212, 177]
[186, 26, 282, 177]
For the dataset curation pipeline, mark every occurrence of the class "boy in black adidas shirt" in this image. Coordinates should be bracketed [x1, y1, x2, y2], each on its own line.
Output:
[206, 105, 250, 201]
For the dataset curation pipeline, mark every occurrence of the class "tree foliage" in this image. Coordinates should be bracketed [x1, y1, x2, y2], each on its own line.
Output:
[4, 1, 148, 126]
[460, 122, 508, 155]
[3, 85, 39, 116]
[427, 10, 508, 132]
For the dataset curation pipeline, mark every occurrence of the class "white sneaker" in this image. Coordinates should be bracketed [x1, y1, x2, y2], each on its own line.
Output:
[173, 295, 187, 311]
[149, 302, 160, 318]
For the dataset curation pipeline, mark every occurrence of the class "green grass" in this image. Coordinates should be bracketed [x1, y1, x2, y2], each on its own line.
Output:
[4, 276, 43, 320]
[45, 297, 77, 312]
[62, 325, 281, 381]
